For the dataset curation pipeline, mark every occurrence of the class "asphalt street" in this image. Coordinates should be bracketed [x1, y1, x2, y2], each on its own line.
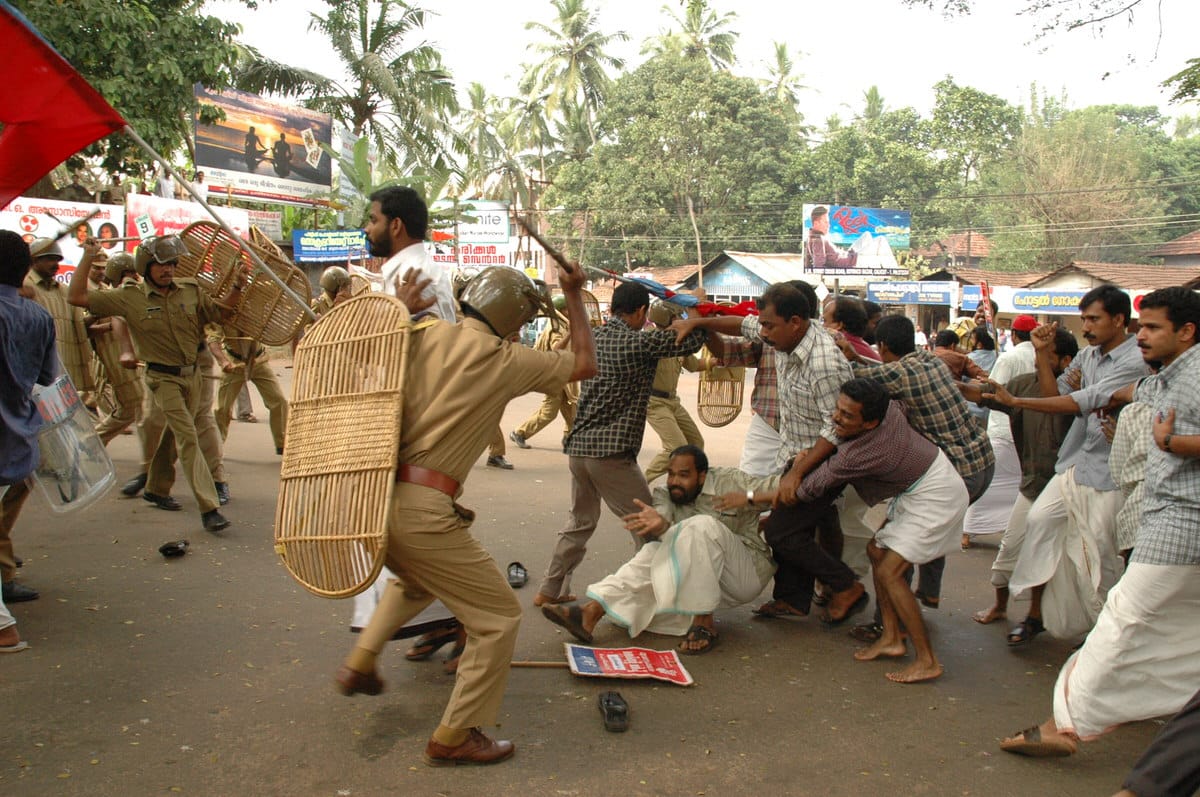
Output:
[0, 368, 1162, 796]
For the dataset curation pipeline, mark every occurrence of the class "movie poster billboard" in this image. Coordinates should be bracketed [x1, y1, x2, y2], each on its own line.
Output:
[0, 196, 125, 277]
[193, 85, 333, 204]
[801, 203, 910, 277]
[124, 194, 249, 249]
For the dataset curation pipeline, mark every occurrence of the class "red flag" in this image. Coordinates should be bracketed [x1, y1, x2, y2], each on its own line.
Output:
[0, 1, 126, 208]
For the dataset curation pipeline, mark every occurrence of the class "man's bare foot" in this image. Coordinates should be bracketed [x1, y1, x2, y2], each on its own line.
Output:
[853, 639, 907, 661]
[886, 660, 944, 683]
[1000, 718, 1078, 757]
[532, 592, 576, 607]
[972, 606, 1006, 624]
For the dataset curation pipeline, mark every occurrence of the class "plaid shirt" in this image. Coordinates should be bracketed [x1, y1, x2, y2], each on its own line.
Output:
[716, 336, 779, 431]
[1130, 343, 1200, 566]
[741, 317, 851, 469]
[565, 317, 705, 458]
[853, 349, 994, 479]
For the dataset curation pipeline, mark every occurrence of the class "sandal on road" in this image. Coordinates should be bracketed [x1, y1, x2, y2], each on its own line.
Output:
[405, 624, 461, 661]
[678, 624, 719, 655]
[541, 603, 593, 644]
[1007, 616, 1045, 646]
[506, 561, 528, 589]
[752, 599, 807, 619]
[598, 691, 629, 732]
[1000, 725, 1077, 757]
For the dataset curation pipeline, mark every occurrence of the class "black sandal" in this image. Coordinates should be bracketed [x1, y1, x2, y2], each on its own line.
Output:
[506, 561, 528, 588]
[1007, 616, 1045, 647]
[404, 624, 461, 661]
[678, 624, 719, 655]
[598, 691, 629, 732]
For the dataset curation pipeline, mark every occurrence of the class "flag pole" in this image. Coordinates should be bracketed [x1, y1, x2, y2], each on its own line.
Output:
[121, 125, 317, 322]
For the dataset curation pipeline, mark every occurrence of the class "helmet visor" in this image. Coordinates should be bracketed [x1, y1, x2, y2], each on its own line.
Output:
[144, 235, 190, 265]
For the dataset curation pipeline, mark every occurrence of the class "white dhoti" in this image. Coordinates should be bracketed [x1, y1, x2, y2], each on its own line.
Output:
[989, 491, 1034, 588]
[840, 485, 887, 580]
[351, 567, 397, 630]
[964, 436, 1021, 536]
[875, 452, 968, 565]
[739, 413, 783, 477]
[1009, 468, 1124, 638]
[1052, 562, 1200, 740]
[585, 515, 775, 637]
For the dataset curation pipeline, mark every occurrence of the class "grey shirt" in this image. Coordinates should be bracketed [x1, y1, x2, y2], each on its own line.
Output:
[1054, 334, 1149, 491]
[1130, 343, 1200, 566]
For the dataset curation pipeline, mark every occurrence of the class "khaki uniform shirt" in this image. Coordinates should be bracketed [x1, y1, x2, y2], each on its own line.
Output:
[399, 317, 574, 485]
[205, 323, 265, 363]
[310, 293, 334, 319]
[24, 270, 95, 391]
[651, 353, 702, 399]
[88, 278, 222, 366]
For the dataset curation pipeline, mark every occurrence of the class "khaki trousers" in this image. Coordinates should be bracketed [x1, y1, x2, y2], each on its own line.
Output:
[537, 453, 651, 601]
[487, 425, 505, 458]
[515, 390, 576, 441]
[140, 355, 225, 484]
[143, 369, 220, 513]
[215, 359, 288, 450]
[0, 479, 31, 584]
[644, 397, 704, 483]
[358, 484, 521, 730]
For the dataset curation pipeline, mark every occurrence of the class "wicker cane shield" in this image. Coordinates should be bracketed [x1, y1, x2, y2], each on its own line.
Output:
[581, 288, 603, 327]
[697, 333, 746, 428]
[175, 221, 313, 346]
[348, 273, 373, 298]
[274, 293, 413, 598]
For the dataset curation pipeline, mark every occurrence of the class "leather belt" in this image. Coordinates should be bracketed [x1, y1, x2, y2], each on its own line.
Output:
[649, 388, 674, 400]
[146, 362, 196, 377]
[396, 464, 459, 497]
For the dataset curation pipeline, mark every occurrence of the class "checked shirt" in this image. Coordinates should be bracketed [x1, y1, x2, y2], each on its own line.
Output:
[564, 317, 705, 459]
[853, 349, 994, 480]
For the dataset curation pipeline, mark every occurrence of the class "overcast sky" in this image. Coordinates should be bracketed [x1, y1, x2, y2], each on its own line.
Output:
[215, 0, 1199, 127]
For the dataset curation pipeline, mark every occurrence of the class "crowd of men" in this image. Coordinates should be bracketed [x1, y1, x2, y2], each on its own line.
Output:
[2, 189, 1198, 790]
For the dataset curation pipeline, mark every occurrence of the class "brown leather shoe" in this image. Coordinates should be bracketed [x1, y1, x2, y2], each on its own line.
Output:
[424, 728, 515, 767]
[334, 665, 384, 697]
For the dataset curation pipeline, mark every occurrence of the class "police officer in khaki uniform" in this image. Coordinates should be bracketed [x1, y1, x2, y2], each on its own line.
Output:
[509, 296, 579, 449]
[335, 262, 596, 767]
[206, 323, 288, 453]
[311, 265, 351, 319]
[22, 238, 97, 400]
[88, 252, 146, 444]
[643, 300, 708, 483]
[69, 235, 241, 531]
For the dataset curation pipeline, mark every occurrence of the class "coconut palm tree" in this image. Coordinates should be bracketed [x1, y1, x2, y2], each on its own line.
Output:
[657, 0, 738, 71]
[760, 42, 807, 125]
[522, 0, 628, 141]
[234, 0, 460, 173]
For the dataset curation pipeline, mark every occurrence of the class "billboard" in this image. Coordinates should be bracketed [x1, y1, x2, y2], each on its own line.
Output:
[802, 203, 910, 277]
[193, 85, 332, 204]
[867, 280, 959, 306]
[292, 229, 368, 262]
[0, 196, 125, 272]
[124, 193, 249, 248]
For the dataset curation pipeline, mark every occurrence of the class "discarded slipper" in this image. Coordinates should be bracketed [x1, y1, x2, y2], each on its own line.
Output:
[752, 599, 807, 618]
[0, 640, 29, 654]
[506, 561, 528, 589]
[541, 603, 593, 643]
[598, 691, 629, 732]
[158, 540, 189, 558]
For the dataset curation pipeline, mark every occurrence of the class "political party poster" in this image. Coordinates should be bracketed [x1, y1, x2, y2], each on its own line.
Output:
[0, 196, 125, 275]
[124, 193, 249, 249]
[564, 643, 694, 686]
[801, 203, 910, 277]
[194, 85, 332, 204]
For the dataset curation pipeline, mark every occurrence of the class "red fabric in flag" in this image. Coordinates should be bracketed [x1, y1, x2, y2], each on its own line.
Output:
[0, 1, 126, 208]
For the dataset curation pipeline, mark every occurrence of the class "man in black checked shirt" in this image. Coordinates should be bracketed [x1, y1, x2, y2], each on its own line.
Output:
[535, 282, 706, 607]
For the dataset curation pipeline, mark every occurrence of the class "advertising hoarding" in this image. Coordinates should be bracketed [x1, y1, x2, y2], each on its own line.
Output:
[292, 229, 368, 262]
[194, 85, 332, 204]
[0, 196, 125, 273]
[124, 193, 249, 248]
[802, 203, 910, 277]
[867, 280, 958, 306]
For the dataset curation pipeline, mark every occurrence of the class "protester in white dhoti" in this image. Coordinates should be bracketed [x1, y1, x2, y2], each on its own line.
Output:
[993, 287, 1148, 644]
[1001, 286, 1200, 758]
[961, 327, 1077, 628]
[540, 445, 777, 655]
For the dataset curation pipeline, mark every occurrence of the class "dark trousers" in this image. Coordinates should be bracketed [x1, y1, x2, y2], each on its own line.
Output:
[1122, 686, 1200, 797]
[764, 493, 856, 614]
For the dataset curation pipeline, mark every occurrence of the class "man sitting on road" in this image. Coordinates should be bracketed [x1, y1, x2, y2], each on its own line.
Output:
[541, 445, 777, 655]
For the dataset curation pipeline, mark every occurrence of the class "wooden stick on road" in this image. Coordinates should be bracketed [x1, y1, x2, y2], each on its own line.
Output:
[510, 660, 570, 669]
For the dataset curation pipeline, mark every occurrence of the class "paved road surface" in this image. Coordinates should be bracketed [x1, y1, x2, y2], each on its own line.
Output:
[1, 368, 1160, 796]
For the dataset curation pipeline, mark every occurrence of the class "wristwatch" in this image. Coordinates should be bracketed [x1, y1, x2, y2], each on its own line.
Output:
[745, 489, 755, 504]
[1163, 433, 1173, 452]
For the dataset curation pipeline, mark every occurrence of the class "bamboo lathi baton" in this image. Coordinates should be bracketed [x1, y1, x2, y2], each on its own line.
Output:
[510, 660, 570, 669]
[517, 218, 603, 327]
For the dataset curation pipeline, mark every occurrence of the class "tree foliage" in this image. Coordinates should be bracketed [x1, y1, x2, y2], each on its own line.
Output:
[12, 0, 247, 175]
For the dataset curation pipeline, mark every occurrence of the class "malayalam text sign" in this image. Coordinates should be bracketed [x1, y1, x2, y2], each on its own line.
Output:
[867, 280, 957, 306]
[292, 229, 368, 262]
[0, 196, 125, 269]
